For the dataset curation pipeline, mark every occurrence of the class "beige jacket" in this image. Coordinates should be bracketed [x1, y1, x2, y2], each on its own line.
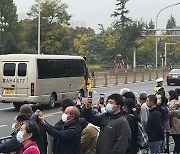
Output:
[171, 117, 180, 134]
[81, 123, 100, 154]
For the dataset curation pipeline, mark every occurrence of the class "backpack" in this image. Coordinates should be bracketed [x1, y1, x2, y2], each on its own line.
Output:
[137, 121, 148, 148]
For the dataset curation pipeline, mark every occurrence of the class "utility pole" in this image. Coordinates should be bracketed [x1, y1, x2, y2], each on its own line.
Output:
[155, 2, 180, 68]
[38, 0, 41, 54]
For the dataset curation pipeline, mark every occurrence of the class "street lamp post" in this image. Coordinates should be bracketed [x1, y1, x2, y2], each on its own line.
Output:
[164, 42, 177, 67]
[38, 0, 41, 54]
[0, 12, 8, 55]
[155, 2, 180, 68]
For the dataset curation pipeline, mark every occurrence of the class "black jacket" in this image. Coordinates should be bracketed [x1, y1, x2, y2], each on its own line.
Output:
[42, 120, 82, 154]
[146, 107, 164, 142]
[82, 108, 130, 154]
[126, 114, 139, 154]
[31, 114, 48, 154]
[0, 135, 22, 153]
[53, 118, 87, 153]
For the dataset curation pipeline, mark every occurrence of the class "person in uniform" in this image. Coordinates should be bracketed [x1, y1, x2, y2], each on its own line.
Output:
[154, 77, 164, 94]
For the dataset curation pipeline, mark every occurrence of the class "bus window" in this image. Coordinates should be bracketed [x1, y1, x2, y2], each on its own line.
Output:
[18, 63, 27, 76]
[37, 59, 85, 79]
[3, 63, 16, 76]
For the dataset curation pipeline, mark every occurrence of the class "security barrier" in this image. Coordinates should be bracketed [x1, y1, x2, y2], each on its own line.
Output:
[91, 69, 169, 87]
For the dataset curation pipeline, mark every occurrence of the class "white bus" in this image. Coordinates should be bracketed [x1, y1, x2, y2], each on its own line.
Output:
[0, 54, 89, 109]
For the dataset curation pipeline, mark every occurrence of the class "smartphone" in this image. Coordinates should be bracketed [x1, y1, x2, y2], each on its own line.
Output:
[88, 91, 93, 98]
[99, 93, 105, 104]
[88, 91, 92, 103]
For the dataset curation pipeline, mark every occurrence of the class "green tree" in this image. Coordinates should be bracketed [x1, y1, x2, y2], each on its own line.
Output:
[166, 15, 176, 35]
[23, 0, 71, 54]
[3, 34, 20, 54]
[0, 0, 20, 54]
[166, 15, 176, 29]
[136, 37, 155, 67]
[111, 0, 131, 28]
[73, 34, 93, 56]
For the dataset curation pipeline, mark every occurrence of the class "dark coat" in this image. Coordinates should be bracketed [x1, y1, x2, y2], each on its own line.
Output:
[53, 118, 87, 153]
[146, 107, 164, 142]
[0, 135, 22, 154]
[42, 120, 82, 154]
[31, 114, 48, 154]
[126, 114, 139, 154]
[82, 109, 130, 154]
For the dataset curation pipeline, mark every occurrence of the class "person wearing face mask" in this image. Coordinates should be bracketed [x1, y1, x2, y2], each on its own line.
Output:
[52, 98, 87, 154]
[0, 114, 29, 154]
[17, 120, 40, 154]
[82, 93, 131, 154]
[38, 106, 82, 154]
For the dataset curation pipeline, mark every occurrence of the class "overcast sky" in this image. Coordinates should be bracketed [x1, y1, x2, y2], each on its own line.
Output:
[14, 0, 180, 32]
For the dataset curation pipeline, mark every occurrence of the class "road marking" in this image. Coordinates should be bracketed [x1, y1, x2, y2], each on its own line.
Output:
[0, 107, 14, 111]
[0, 125, 7, 128]
[0, 111, 62, 129]
[44, 111, 62, 118]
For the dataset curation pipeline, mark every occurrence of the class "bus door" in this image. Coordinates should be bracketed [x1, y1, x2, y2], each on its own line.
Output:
[16, 63, 28, 97]
[2, 62, 28, 97]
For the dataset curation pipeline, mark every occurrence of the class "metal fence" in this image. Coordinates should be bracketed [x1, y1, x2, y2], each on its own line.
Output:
[91, 69, 169, 88]
[0, 136, 12, 154]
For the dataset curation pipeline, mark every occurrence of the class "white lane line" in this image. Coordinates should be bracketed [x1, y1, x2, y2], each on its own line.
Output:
[0, 107, 14, 111]
[0, 125, 7, 128]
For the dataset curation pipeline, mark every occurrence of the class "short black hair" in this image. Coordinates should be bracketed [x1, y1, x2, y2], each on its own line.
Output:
[147, 94, 157, 104]
[17, 114, 30, 122]
[123, 91, 136, 100]
[175, 88, 180, 96]
[61, 98, 75, 112]
[169, 90, 178, 101]
[23, 120, 39, 141]
[124, 98, 136, 111]
[107, 93, 124, 107]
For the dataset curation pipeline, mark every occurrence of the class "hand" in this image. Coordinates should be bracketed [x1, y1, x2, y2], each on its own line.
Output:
[76, 98, 81, 105]
[37, 110, 45, 124]
[84, 97, 92, 109]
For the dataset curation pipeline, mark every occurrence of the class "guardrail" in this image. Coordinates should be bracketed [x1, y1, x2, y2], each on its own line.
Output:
[0, 136, 12, 144]
[0, 136, 12, 154]
[91, 69, 169, 88]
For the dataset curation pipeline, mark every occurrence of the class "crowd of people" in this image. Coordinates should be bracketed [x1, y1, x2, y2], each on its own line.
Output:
[0, 78, 180, 154]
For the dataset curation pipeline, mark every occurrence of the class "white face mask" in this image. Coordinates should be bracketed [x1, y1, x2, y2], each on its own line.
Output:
[157, 99, 161, 105]
[62, 113, 68, 123]
[105, 103, 114, 113]
[16, 131, 25, 143]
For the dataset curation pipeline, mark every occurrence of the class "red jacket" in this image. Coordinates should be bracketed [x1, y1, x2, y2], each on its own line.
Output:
[20, 141, 40, 154]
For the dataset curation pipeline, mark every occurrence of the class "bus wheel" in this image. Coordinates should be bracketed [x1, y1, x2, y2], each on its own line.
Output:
[48, 94, 56, 109]
[13, 102, 22, 110]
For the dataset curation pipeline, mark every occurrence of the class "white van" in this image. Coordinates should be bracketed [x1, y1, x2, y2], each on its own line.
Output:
[0, 54, 89, 109]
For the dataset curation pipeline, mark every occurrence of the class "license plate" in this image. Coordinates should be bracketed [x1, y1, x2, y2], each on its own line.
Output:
[4, 89, 15, 95]
[172, 75, 178, 78]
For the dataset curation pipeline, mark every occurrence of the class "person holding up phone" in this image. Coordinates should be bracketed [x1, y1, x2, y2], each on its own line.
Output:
[82, 93, 131, 154]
